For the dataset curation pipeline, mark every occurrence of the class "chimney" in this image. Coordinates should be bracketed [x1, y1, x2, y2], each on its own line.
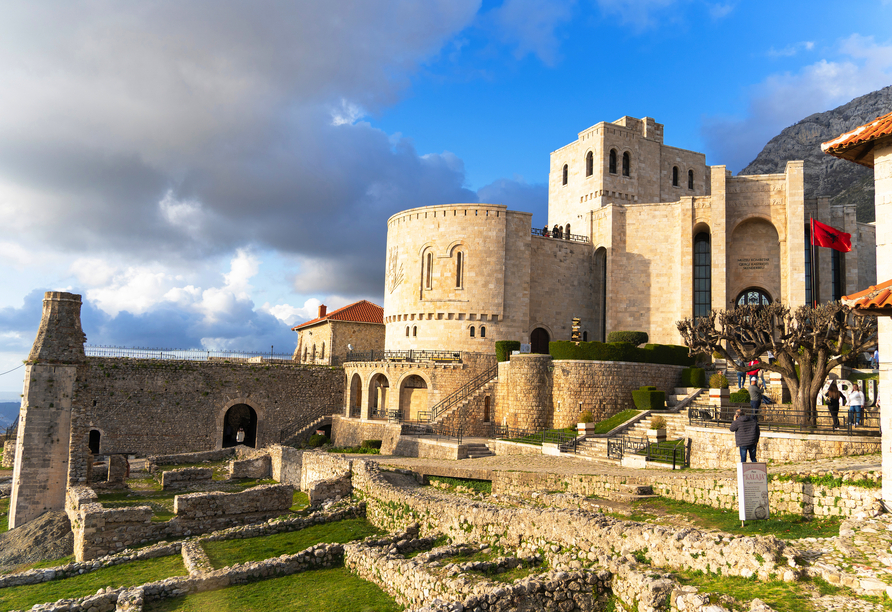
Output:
[318, 304, 327, 318]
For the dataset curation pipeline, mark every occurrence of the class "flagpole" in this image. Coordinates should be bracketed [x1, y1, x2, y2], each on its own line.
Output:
[810, 217, 817, 307]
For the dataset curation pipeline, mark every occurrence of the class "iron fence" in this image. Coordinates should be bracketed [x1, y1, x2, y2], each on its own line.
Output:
[86, 345, 295, 363]
[531, 227, 589, 244]
[607, 435, 689, 469]
[401, 421, 463, 444]
[342, 349, 463, 364]
[491, 425, 579, 453]
[688, 404, 881, 436]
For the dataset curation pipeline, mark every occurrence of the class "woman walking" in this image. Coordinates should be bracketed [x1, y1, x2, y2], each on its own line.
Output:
[849, 383, 865, 427]
[822, 381, 845, 430]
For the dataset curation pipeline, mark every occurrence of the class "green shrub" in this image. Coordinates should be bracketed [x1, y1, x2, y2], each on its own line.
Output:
[642, 344, 692, 366]
[308, 434, 328, 448]
[495, 341, 521, 362]
[578, 410, 593, 424]
[631, 386, 665, 410]
[650, 415, 667, 430]
[361, 440, 382, 450]
[549, 341, 694, 366]
[606, 331, 649, 346]
[730, 389, 750, 402]
[709, 373, 729, 389]
[680, 367, 706, 387]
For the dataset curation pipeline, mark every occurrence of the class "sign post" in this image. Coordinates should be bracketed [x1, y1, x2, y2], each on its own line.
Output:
[737, 462, 769, 524]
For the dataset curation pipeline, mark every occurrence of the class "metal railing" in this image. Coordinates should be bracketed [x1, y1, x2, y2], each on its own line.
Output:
[688, 404, 881, 436]
[86, 345, 295, 362]
[531, 227, 589, 244]
[491, 425, 579, 453]
[401, 421, 463, 444]
[343, 349, 463, 364]
[607, 435, 689, 469]
[427, 364, 498, 422]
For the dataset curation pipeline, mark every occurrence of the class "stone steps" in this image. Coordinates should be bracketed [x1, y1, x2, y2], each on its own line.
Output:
[463, 443, 494, 459]
[433, 378, 498, 428]
[605, 483, 659, 503]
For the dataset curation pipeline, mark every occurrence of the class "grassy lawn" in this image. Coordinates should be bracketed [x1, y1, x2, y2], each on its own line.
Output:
[153, 460, 231, 480]
[0, 554, 187, 611]
[590, 409, 640, 434]
[0, 497, 8, 533]
[504, 427, 576, 446]
[630, 497, 841, 539]
[428, 476, 492, 495]
[290, 490, 309, 512]
[144, 565, 402, 612]
[202, 518, 383, 569]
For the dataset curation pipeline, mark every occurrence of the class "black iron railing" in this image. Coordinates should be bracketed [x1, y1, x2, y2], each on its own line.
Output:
[689, 404, 880, 436]
[401, 421, 463, 444]
[531, 227, 589, 243]
[86, 345, 295, 362]
[427, 364, 498, 422]
[491, 425, 579, 453]
[343, 349, 462, 364]
[607, 435, 689, 469]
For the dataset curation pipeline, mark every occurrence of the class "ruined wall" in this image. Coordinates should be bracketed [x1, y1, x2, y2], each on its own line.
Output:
[77, 358, 344, 458]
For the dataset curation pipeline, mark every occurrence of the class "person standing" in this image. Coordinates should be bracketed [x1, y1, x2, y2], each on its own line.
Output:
[747, 377, 762, 420]
[730, 409, 760, 462]
[822, 381, 845, 430]
[236, 427, 246, 444]
[849, 383, 865, 427]
[873, 349, 880, 370]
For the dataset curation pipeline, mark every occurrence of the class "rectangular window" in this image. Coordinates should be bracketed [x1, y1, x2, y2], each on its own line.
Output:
[831, 249, 844, 301]
[805, 226, 812, 305]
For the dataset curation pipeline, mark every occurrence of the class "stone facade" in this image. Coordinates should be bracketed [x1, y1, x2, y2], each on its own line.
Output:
[160, 467, 213, 490]
[295, 310, 385, 366]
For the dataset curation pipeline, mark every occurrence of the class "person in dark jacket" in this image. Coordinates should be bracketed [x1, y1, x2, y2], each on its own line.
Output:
[730, 408, 760, 462]
[822, 380, 845, 429]
[747, 377, 762, 420]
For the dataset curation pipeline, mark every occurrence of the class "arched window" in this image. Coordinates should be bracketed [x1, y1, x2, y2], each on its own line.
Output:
[622, 152, 630, 177]
[672, 166, 679, 187]
[320, 342, 325, 360]
[586, 151, 594, 177]
[470, 326, 475, 337]
[412, 326, 417, 337]
[564, 223, 571, 237]
[311, 344, 316, 360]
[736, 288, 771, 307]
[688, 169, 694, 190]
[483, 396, 491, 422]
[424, 252, 433, 290]
[693, 232, 711, 318]
[480, 325, 486, 338]
[456, 251, 463, 288]
[608, 149, 617, 174]
[562, 164, 568, 185]
[405, 326, 409, 337]
[832, 249, 844, 300]
[303, 346, 308, 361]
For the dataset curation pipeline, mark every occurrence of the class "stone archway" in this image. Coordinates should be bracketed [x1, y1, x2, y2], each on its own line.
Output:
[349, 373, 362, 418]
[222, 404, 258, 448]
[530, 327, 550, 354]
[728, 218, 781, 306]
[398, 374, 428, 421]
[367, 373, 390, 419]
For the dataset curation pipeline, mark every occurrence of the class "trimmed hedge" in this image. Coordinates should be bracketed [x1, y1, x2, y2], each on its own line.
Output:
[680, 367, 706, 387]
[361, 440, 382, 450]
[632, 386, 665, 410]
[549, 341, 694, 366]
[607, 331, 649, 346]
[496, 341, 521, 362]
[730, 389, 750, 403]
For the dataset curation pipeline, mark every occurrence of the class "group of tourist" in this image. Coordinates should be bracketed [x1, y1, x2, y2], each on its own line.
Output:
[542, 224, 573, 239]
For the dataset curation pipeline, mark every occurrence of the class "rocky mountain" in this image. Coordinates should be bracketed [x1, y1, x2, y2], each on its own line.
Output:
[739, 84, 892, 223]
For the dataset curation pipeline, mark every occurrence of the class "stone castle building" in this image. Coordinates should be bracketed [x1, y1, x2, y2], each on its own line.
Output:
[383, 115, 877, 353]
[292, 300, 384, 366]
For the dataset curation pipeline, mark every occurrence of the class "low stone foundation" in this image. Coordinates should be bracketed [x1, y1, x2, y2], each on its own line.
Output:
[229, 455, 271, 479]
[301, 452, 352, 491]
[161, 467, 213, 490]
[146, 448, 237, 473]
[268, 445, 304, 486]
[174, 484, 293, 519]
[1, 439, 15, 468]
[331, 416, 402, 454]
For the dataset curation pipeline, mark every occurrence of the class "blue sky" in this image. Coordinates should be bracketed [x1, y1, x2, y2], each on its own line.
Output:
[0, 0, 891, 395]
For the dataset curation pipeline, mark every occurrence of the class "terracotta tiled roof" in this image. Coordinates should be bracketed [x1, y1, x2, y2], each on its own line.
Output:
[842, 279, 892, 316]
[821, 110, 892, 168]
[291, 300, 384, 330]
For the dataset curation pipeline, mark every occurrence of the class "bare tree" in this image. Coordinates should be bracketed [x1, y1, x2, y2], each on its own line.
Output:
[677, 303, 877, 425]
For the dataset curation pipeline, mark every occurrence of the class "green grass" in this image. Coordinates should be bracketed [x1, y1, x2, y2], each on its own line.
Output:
[504, 427, 576, 446]
[428, 476, 492, 495]
[0, 497, 8, 533]
[771, 472, 881, 489]
[144, 565, 402, 612]
[631, 497, 841, 539]
[638, 439, 687, 465]
[849, 371, 879, 381]
[0, 554, 187, 611]
[327, 446, 381, 454]
[2, 555, 76, 575]
[153, 460, 230, 480]
[290, 490, 309, 512]
[201, 518, 383, 569]
[591, 409, 641, 434]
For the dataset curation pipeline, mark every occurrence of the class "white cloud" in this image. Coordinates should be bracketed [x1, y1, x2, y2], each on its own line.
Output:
[594, 0, 680, 29]
[330, 99, 366, 126]
[486, 0, 575, 65]
[767, 41, 815, 58]
[707, 2, 734, 19]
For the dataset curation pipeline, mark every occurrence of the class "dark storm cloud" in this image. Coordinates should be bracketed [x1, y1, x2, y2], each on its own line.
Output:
[0, 1, 481, 284]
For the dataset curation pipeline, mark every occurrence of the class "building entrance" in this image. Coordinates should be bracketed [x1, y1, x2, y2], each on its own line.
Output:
[222, 404, 257, 447]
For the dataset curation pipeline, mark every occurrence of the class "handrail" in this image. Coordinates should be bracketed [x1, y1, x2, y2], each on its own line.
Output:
[426, 364, 499, 422]
[531, 228, 589, 244]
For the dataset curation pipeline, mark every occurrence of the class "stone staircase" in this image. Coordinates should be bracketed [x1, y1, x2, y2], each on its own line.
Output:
[463, 442, 495, 459]
[435, 379, 498, 429]
[605, 483, 659, 503]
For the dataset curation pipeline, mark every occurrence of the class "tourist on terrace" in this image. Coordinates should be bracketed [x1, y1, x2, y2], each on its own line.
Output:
[822, 381, 845, 430]
[543, 224, 549, 237]
[553, 224, 561, 239]
[747, 358, 766, 387]
[747, 377, 762, 420]
[730, 408, 760, 462]
[873, 349, 880, 370]
[849, 383, 865, 427]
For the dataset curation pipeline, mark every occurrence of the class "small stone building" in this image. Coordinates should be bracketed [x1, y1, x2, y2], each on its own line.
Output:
[293, 301, 385, 366]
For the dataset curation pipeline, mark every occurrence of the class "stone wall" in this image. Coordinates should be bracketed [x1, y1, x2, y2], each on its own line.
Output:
[146, 448, 236, 471]
[161, 467, 212, 490]
[330, 417, 401, 453]
[300, 452, 352, 492]
[229, 455, 271, 479]
[174, 484, 292, 519]
[268, 445, 304, 486]
[1, 438, 15, 468]
[686, 426, 881, 469]
[76, 357, 345, 459]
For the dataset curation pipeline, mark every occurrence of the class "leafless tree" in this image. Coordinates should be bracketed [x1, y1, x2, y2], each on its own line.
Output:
[677, 302, 877, 425]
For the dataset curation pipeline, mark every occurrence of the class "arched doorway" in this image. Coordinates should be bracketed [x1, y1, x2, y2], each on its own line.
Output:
[222, 404, 258, 448]
[368, 373, 389, 419]
[530, 327, 550, 354]
[399, 375, 428, 421]
[736, 288, 771, 307]
[483, 396, 491, 423]
[349, 373, 362, 418]
[88, 430, 101, 454]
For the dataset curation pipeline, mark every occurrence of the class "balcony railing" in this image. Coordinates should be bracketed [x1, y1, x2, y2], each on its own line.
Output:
[531, 227, 589, 244]
[343, 349, 462, 364]
[85, 345, 295, 362]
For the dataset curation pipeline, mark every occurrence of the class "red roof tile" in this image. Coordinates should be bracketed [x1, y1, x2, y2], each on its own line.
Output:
[292, 300, 384, 330]
[842, 279, 892, 316]
[821, 110, 892, 168]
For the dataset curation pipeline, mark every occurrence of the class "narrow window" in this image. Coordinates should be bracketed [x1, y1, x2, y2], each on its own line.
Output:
[622, 152, 630, 177]
[583, 331, 588, 341]
[425, 252, 433, 289]
[586, 151, 594, 177]
[565, 223, 571, 238]
[562, 164, 568, 185]
[413, 326, 417, 337]
[688, 169, 694, 190]
[693, 232, 711, 318]
[406, 326, 409, 337]
[470, 326, 475, 337]
[608, 149, 617, 174]
[480, 326, 486, 338]
[832, 249, 844, 301]
[805, 225, 812, 305]
[320, 342, 325, 359]
[672, 166, 679, 187]
[456, 252, 463, 288]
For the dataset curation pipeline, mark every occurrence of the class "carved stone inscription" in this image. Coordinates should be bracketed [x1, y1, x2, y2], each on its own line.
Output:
[737, 258, 769, 271]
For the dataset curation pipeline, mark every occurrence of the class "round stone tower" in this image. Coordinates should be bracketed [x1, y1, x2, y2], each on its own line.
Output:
[502, 353, 552, 430]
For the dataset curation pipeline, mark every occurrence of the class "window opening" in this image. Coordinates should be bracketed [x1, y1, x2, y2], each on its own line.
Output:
[688, 169, 694, 190]
[470, 326, 475, 337]
[583, 331, 588, 341]
[832, 249, 844, 301]
[672, 166, 679, 187]
[425, 252, 433, 289]
[405, 326, 409, 337]
[608, 150, 617, 174]
[480, 326, 486, 338]
[456, 252, 463, 288]
[693, 232, 711, 318]
[412, 326, 417, 337]
[622, 152, 630, 177]
[562, 164, 568, 185]
[736, 289, 771, 307]
[805, 225, 812, 305]
[586, 151, 594, 177]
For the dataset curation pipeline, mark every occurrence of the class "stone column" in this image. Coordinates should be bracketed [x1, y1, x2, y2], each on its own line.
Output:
[874, 142, 892, 506]
[9, 292, 86, 529]
[504, 354, 552, 430]
[784, 161, 806, 305]
[710, 166, 728, 311]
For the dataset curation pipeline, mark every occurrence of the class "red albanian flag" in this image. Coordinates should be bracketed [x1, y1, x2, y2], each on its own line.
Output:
[812, 219, 852, 252]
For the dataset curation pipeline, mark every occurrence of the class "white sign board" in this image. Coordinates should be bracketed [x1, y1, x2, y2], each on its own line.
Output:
[737, 462, 769, 521]
[520, 344, 531, 354]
